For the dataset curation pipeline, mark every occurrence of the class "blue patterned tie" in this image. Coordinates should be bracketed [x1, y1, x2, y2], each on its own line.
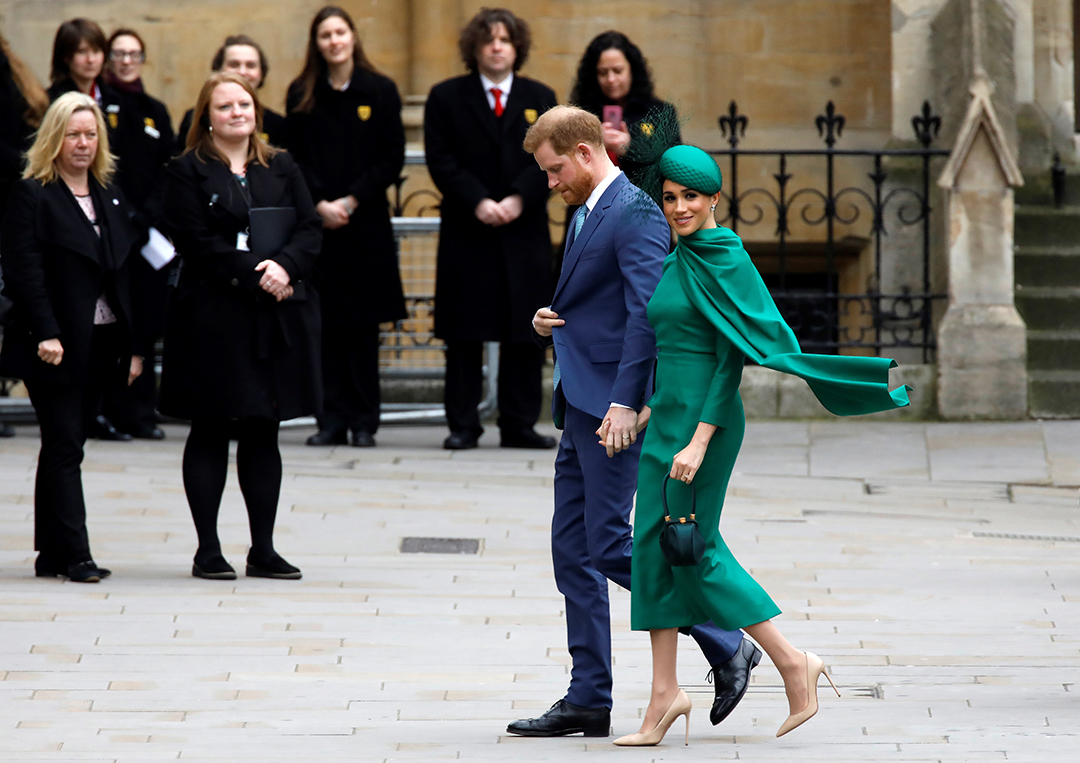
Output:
[573, 205, 588, 241]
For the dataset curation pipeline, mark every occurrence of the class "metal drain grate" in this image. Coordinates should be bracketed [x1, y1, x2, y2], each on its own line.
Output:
[972, 532, 1080, 543]
[400, 537, 481, 554]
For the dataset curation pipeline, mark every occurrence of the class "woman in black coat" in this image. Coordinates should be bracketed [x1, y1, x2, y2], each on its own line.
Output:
[100, 28, 175, 440]
[0, 93, 146, 582]
[47, 19, 126, 133]
[286, 5, 406, 448]
[161, 72, 322, 581]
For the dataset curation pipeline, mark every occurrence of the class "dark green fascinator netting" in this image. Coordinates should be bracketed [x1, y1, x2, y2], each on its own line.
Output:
[622, 106, 724, 206]
[659, 145, 723, 196]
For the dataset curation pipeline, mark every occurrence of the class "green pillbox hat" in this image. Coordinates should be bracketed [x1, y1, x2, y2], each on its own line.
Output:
[659, 145, 723, 194]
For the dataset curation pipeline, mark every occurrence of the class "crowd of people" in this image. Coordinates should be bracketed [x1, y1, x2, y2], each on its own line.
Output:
[0, 4, 912, 745]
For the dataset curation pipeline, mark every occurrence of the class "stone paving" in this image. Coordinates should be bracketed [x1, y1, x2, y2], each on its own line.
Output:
[0, 419, 1078, 762]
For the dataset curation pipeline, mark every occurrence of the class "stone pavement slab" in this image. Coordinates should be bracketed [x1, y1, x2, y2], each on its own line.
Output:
[0, 421, 1078, 761]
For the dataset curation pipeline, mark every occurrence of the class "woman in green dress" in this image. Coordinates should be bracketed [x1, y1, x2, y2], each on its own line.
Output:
[609, 146, 909, 746]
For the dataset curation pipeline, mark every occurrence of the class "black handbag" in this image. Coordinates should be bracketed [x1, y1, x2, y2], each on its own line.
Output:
[658, 472, 705, 566]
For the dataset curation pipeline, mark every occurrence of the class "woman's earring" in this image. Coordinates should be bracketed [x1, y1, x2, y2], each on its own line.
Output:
[710, 204, 716, 212]
[208, 125, 213, 133]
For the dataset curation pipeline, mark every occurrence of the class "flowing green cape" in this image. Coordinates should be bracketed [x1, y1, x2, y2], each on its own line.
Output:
[675, 226, 910, 416]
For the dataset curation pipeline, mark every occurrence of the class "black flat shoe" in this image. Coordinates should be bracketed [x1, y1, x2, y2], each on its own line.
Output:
[93, 415, 132, 441]
[708, 637, 762, 725]
[306, 428, 347, 446]
[0, 422, 15, 437]
[66, 560, 104, 583]
[350, 429, 376, 447]
[192, 556, 237, 580]
[246, 553, 301, 580]
[500, 428, 556, 449]
[507, 699, 610, 737]
[443, 431, 480, 450]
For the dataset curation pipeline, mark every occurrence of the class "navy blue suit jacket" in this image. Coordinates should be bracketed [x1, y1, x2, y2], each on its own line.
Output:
[548, 172, 670, 422]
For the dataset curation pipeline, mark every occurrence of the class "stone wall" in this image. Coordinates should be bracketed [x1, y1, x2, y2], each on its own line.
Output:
[3, 0, 892, 147]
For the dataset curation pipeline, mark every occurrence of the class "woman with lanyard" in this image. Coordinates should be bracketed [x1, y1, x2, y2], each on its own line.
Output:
[99, 27, 175, 441]
[162, 72, 322, 580]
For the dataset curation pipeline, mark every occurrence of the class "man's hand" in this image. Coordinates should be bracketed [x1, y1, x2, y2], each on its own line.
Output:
[475, 198, 509, 226]
[316, 199, 350, 229]
[497, 194, 523, 224]
[596, 405, 639, 458]
[532, 307, 564, 337]
[37, 338, 63, 366]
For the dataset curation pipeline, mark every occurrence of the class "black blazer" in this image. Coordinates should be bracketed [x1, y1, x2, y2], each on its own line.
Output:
[110, 87, 174, 228]
[0, 176, 143, 385]
[159, 150, 323, 420]
[424, 73, 557, 343]
[286, 68, 407, 326]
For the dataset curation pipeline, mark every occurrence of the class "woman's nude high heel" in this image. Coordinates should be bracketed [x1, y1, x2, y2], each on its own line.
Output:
[613, 688, 692, 747]
[776, 651, 841, 737]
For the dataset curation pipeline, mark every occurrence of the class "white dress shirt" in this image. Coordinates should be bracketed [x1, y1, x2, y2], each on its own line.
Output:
[479, 72, 513, 111]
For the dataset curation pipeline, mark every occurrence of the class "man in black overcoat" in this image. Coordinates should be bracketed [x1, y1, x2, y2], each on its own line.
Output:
[424, 7, 557, 450]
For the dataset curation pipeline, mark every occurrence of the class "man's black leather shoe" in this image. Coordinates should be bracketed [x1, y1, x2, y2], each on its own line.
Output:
[350, 429, 376, 447]
[443, 431, 480, 450]
[0, 421, 15, 437]
[306, 428, 347, 446]
[67, 560, 109, 583]
[506, 699, 610, 737]
[708, 637, 762, 725]
[500, 428, 556, 449]
[93, 415, 132, 441]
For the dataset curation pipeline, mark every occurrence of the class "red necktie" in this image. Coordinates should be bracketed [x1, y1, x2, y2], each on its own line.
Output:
[491, 87, 504, 117]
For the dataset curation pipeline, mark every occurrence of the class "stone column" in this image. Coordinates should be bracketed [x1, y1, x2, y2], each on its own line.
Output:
[937, 76, 1028, 418]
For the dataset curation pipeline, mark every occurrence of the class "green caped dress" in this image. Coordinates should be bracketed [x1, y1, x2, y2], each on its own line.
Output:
[630, 225, 910, 632]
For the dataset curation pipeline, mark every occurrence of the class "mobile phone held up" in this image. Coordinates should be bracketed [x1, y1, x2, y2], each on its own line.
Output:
[602, 105, 623, 127]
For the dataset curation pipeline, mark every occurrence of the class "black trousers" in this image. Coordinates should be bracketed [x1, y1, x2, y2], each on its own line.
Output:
[24, 323, 122, 568]
[104, 350, 158, 433]
[317, 321, 381, 435]
[444, 340, 544, 437]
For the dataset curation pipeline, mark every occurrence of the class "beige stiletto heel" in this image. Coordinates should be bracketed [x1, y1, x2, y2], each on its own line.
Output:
[613, 688, 692, 747]
[776, 652, 840, 737]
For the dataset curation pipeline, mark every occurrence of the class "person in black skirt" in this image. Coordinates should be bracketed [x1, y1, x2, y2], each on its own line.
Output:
[162, 72, 322, 580]
[287, 5, 406, 448]
[47, 18, 134, 441]
[100, 27, 175, 440]
[176, 35, 288, 153]
[0, 30, 49, 439]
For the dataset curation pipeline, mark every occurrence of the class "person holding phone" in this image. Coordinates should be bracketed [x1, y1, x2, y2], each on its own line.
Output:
[568, 31, 679, 166]
[162, 72, 322, 580]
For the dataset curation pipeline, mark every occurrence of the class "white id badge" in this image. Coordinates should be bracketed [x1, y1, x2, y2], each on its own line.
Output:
[236, 232, 250, 251]
[144, 124, 161, 139]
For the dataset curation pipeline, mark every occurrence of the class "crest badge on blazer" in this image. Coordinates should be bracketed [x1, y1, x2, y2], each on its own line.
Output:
[524, 109, 538, 125]
[640, 122, 655, 137]
[108, 113, 118, 129]
[357, 105, 372, 121]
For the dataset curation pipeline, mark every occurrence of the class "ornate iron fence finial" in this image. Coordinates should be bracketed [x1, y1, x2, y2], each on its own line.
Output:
[718, 101, 748, 149]
[815, 101, 845, 148]
[911, 101, 941, 147]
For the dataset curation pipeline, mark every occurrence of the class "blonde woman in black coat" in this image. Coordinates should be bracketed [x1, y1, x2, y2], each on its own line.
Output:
[0, 92, 145, 582]
[286, 5, 406, 448]
[162, 72, 322, 580]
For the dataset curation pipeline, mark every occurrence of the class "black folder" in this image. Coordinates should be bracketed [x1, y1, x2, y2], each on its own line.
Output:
[248, 206, 297, 259]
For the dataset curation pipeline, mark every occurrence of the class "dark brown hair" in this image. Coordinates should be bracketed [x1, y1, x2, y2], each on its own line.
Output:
[0, 32, 49, 127]
[107, 28, 146, 55]
[184, 72, 277, 168]
[289, 6, 377, 114]
[458, 7, 531, 74]
[211, 34, 269, 88]
[50, 18, 107, 84]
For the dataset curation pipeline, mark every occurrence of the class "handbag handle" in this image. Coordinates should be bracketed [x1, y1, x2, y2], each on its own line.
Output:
[661, 472, 696, 523]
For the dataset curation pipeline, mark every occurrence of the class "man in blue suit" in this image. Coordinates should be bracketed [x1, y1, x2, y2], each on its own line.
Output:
[507, 106, 760, 738]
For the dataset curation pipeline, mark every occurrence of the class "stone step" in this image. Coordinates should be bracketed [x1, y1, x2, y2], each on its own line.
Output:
[1014, 287, 1080, 330]
[1015, 246, 1080, 287]
[1027, 330, 1080, 370]
[1016, 168, 1080, 206]
[1029, 370, 1080, 418]
[1014, 205, 1080, 246]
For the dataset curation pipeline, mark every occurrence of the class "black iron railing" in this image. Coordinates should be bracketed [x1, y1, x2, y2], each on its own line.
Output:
[711, 100, 949, 362]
